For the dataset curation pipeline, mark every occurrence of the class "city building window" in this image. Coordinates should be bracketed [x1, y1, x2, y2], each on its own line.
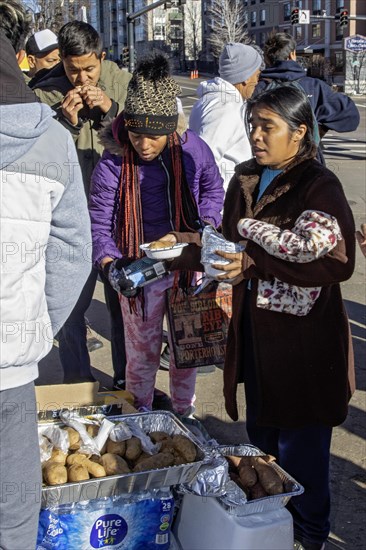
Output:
[296, 26, 302, 39]
[312, 23, 321, 38]
[334, 51, 344, 70]
[336, 0, 344, 11]
[170, 26, 183, 40]
[251, 11, 257, 27]
[294, 0, 303, 7]
[251, 0, 256, 5]
[154, 24, 165, 40]
[312, 0, 322, 16]
[260, 9, 265, 25]
[284, 2, 291, 21]
[259, 32, 266, 46]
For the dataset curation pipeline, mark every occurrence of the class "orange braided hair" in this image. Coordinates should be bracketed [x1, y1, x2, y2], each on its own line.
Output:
[116, 131, 199, 263]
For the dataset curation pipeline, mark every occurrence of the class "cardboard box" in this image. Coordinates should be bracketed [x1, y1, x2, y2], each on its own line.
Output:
[35, 382, 136, 415]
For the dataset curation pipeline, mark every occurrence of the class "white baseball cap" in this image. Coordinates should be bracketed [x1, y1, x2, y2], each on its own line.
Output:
[26, 29, 58, 56]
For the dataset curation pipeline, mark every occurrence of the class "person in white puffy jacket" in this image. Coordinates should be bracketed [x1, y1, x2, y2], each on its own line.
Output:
[0, 2, 91, 548]
[189, 43, 263, 191]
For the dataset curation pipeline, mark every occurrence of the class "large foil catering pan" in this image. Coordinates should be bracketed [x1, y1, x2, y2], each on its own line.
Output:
[216, 444, 304, 516]
[41, 411, 206, 508]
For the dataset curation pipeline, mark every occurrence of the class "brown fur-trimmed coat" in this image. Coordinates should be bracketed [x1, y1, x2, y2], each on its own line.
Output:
[222, 158, 355, 428]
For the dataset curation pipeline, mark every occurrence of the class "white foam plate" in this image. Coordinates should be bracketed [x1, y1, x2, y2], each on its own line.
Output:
[140, 242, 188, 260]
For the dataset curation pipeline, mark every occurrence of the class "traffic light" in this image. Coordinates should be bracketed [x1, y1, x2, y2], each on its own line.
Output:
[122, 46, 129, 66]
[339, 9, 349, 27]
[291, 8, 300, 25]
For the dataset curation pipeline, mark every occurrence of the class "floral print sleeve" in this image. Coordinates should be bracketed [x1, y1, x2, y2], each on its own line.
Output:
[237, 210, 342, 263]
[237, 211, 343, 316]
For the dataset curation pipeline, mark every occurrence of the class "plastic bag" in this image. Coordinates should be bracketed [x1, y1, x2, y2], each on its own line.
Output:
[37, 489, 174, 550]
[200, 226, 245, 287]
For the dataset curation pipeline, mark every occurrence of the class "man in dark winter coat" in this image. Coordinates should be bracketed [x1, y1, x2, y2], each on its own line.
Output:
[255, 33, 360, 151]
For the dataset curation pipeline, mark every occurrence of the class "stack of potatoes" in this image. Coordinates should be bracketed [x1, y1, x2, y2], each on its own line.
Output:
[226, 454, 284, 501]
[42, 425, 198, 487]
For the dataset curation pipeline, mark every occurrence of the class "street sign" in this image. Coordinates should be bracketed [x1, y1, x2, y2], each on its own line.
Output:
[299, 10, 310, 24]
[344, 34, 366, 52]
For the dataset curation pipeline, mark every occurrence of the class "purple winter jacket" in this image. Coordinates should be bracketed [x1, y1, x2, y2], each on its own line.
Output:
[89, 121, 224, 266]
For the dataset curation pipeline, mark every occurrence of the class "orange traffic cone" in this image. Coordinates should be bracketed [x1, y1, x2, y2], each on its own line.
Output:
[190, 70, 194, 79]
[195, 69, 199, 78]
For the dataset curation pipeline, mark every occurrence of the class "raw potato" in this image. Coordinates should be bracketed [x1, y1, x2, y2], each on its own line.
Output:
[172, 452, 186, 466]
[68, 463, 89, 482]
[251, 456, 284, 495]
[148, 240, 174, 250]
[159, 438, 175, 454]
[101, 453, 130, 476]
[149, 431, 171, 443]
[125, 437, 142, 461]
[65, 427, 81, 450]
[106, 439, 126, 457]
[66, 453, 89, 466]
[172, 435, 196, 463]
[133, 452, 151, 466]
[238, 457, 258, 488]
[133, 452, 175, 472]
[250, 481, 268, 500]
[85, 459, 106, 478]
[50, 449, 67, 465]
[43, 462, 68, 486]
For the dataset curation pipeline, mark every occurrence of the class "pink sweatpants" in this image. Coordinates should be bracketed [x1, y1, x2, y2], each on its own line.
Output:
[120, 274, 197, 414]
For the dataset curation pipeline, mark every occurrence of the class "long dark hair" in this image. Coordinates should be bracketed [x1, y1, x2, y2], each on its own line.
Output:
[245, 86, 317, 161]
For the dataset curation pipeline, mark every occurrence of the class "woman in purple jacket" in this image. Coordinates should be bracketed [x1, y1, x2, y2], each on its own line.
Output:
[89, 55, 224, 415]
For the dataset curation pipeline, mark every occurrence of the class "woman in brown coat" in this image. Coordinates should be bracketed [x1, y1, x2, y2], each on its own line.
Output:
[214, 87, 356, 550]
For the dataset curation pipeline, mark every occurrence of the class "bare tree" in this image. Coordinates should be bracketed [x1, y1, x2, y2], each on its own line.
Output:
[184, 0, 202, 69]
[24, 0, 92, 32]
[206, 0, 249, 59]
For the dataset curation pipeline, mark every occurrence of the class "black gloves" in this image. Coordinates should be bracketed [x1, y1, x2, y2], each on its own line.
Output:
[103, 258, 138, 298]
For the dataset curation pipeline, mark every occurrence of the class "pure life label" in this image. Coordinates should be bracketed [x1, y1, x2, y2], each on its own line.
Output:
[37, 491, 174, 550]
[90, 514, 128, 548]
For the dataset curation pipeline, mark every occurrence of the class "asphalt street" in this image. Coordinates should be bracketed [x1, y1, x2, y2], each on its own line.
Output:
[38, 77, 366, 550]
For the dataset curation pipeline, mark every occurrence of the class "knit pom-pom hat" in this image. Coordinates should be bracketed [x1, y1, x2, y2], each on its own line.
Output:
[124, 53, 181, 135]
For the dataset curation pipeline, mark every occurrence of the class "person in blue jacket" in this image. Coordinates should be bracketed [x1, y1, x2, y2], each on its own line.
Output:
[255, 32, 360, 163]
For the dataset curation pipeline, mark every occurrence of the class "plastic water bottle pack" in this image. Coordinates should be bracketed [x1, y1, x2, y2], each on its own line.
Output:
[37, 488, 174, 550]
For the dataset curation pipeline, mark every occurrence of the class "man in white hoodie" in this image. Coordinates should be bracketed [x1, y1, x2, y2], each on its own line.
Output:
[189, 43, 263, 191]
[0, 1, 91, 548]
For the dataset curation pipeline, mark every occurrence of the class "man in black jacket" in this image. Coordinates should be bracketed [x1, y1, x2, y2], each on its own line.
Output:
[255, 33, 360, 157]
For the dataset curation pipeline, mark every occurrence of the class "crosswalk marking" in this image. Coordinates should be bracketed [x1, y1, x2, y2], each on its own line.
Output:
[322, 134, 365, 158]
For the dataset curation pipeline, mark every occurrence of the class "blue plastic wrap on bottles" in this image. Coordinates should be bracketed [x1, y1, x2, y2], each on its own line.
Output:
[36, 489, 174, 550]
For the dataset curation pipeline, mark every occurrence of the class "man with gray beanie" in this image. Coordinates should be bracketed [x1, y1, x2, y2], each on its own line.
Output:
[189, 42, 263, 191]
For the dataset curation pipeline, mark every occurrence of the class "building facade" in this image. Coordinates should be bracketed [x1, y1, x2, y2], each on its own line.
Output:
[235, 0, 366, 91]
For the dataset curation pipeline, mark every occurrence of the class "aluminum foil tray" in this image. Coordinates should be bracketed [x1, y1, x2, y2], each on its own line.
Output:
[216, 444, 304, 516]
[40, 411, 206, 508]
